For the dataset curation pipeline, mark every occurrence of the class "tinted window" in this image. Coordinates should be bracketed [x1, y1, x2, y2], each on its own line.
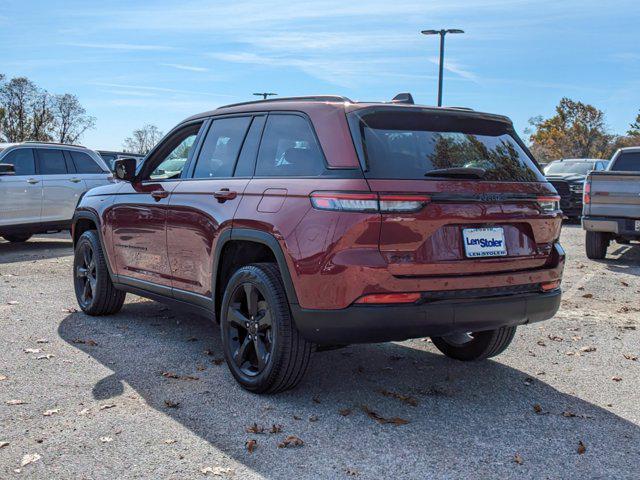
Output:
[611, 152, 640, 172]
[544, 161, 596, 175]
[38, 149, 67, 175]
[235, 116, 266, 177]
[349, 109, 545, 182]
[193, 117, 251, 178]
[255, 115, 325, 176]
[1, 148, 36, 175]
[149, 132, 198, 180]
[70, 151, 103, 173]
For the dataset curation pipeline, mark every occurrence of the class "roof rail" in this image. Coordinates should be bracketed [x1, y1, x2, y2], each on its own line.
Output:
[217, 95, 353, 110]
[23, 140, 86, 148]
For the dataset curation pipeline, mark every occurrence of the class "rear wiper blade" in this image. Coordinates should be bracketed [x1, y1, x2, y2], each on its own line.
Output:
[424, 167, 486, 179]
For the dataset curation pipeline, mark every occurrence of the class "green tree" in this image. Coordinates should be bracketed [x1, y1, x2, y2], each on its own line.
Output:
[528, 98, 612, 162]
[628, 110, 640, 137]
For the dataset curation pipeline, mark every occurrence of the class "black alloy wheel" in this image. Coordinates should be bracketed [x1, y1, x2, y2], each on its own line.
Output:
[226, 283, 273, 376]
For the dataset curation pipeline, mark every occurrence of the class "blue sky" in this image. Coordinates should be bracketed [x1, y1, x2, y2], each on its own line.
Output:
[1, 0, 638, 150]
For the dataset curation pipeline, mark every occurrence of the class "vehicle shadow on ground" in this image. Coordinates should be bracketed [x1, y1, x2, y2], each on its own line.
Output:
[58, 301, 639, 479]
[0, 235, 72, 264]
[594, 244, 640, 276]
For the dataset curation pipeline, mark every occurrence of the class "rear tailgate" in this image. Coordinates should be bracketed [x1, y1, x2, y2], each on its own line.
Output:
[348, 106, 562, 277]
[586, 171, 640, 219]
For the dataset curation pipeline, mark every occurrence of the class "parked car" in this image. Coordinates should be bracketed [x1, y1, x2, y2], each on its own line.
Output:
[97, 150, 145, 172]
[544, 158, 609, 219]
[582, 147, 640, 259]
[71, 95, 565, 393]
[0, 142, 112, 243]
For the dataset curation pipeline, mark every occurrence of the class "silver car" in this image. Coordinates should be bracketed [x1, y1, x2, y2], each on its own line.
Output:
[0, 142, 113, 243]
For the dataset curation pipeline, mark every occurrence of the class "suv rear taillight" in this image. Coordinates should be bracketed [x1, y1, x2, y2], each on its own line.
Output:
[537, 196, 561, 213]
[310, 192, 430, 213]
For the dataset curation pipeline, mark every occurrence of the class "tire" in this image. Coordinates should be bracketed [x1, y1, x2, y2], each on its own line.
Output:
[585, 231, 609, 260]
[220, 263, 312, 393]
[73, 230, 125, 316]
[431, 326, 517, 361]
[2, 234, 32, 243]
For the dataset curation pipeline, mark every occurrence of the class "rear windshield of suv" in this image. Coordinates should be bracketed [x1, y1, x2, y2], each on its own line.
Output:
[610, 152, 640, 172]
[348, 108, 545, 182]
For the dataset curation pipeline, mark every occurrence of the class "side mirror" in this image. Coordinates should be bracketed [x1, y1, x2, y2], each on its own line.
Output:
[0, 163, 16, 175]
[114, 158, 137, 182]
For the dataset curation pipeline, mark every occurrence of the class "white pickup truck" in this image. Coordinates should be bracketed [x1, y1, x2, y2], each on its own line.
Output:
[582, 146, 640, 259]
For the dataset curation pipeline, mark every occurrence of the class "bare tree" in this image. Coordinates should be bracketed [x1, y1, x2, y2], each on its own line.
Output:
[30, 91, 54, 142]
[51, 93, 95, 144]
[123, 124, 163, 154]
[0, 77, 40, 142]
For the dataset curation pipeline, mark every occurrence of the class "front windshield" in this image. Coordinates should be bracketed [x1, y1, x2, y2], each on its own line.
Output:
[544, 161, 595, 175]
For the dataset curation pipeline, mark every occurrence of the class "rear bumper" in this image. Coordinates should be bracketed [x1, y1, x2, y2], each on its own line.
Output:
[582, 216, 640, 237]
[292, 288, 561, 344]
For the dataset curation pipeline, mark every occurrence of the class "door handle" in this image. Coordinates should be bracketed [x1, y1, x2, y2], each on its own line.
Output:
[27, 178, 39, 184]
[213, 189, 237, 202]
[151, 190, 170, 201]
[69, 177, 82, 183]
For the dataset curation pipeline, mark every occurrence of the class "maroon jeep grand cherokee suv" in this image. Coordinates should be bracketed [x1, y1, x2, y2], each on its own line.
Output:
[72, 95, 564, 393]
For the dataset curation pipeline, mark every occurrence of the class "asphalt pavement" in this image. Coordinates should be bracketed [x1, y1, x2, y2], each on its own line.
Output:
[0, 224, 638, 479]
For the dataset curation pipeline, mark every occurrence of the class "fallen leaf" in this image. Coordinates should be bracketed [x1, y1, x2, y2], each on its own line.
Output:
[612, 376, 622, 382]
[100, 436, 113, 443]
[533, 404, 543, 414]
[577, 441, 586, 454]
[196, 364, 206, 371]
[35, 339, 49, 344]
[72, 339, 98, 346]
[36, 354, 55, 360]
[7, 300, 18, 305]
[345, 468, 359, 476]
[164, 400, 180, 408]
[0, 374, 8, 381]
[514, 453, 523, 465]
[63, 307, 78, 313]
[78, 408, 90, 416]
[245, 423, 265, 434]
[0, 441, 8, 449]
[269, 424, 283, 434]
[212, 358, 225, 366]
[164, 439, 177, 445]
[309, 415, 319, 422]
[43, 409, 59, 417]
[620, 281, 629, 287]
[380, 389, 418, 407]
[293, 414, 302, 420]
[99, 404, 116, 410]
[6, 399, 27, 405]
[580, 346, 596, 353]
[581, 293, 593, 299]
[245, 439, 257, 453]
[24, 348, 41, 354]
[278, 435, 304, 448]
[20, 453, 41, 467]
[562, 411, 576, 418]
[339, 408, 352, 416]
[537, 340, 547, 347]
[312, 396, 321, 404]
[523, 378, 534, 386]
[162, 371, 199, 381]
[361, 405, 409, 425]
[547, 335, 563, 342]
[623, 354, 638, 361]
[203, 349, 215, 356]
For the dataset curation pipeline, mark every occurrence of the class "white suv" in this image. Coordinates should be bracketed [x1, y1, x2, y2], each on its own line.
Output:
[0, 142, 113, 243]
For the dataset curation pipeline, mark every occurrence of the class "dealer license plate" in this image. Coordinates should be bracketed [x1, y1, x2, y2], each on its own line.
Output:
[462, 227, 508, 258]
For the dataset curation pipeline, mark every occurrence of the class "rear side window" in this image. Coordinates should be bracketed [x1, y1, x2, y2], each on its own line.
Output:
[611, 152, 640, 172]
[349, 109, 545, 182]
[1, 148, 36, 175]
[70, 151, 104, 173]
[255, 114, 325, 176]
[193, 116, 251, 178]
[37, 149, 67, 175]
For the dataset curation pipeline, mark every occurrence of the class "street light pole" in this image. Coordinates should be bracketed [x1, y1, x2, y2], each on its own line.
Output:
[421, 29, 464, 107]
[253, 92, 277, 100]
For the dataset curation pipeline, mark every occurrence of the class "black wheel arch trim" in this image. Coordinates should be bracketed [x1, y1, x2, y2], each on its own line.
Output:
[72, 210, 117, 281]
[213, 228, 300, 308]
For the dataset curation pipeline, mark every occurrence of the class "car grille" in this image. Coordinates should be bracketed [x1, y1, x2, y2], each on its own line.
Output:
[548, 180, 570, 198]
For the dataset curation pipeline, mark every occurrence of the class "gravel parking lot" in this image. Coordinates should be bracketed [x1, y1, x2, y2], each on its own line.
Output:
[1, 225, 638, 479]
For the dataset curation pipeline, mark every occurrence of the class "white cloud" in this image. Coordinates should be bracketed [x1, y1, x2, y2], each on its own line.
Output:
[159, 63, 209, 72]
[65, 42, 175, 51]
[428, 56, 478, 82]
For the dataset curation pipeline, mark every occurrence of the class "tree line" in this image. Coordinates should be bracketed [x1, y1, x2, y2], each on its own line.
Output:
[1, 73, 638, 159]
[0, 74, 95, 144]
[527, 98, 640, 163]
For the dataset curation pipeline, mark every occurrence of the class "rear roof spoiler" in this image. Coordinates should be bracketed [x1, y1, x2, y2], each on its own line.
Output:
[391, 93, 415, 105]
